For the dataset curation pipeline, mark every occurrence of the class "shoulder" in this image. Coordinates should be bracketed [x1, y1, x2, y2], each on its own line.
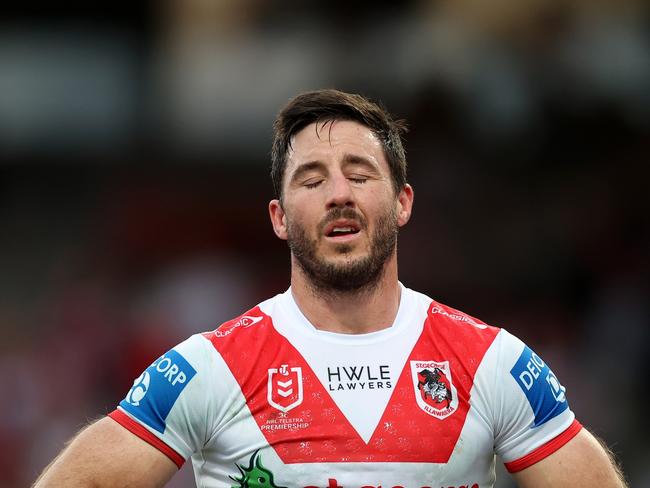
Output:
[412, 288, 502, 343]
[199, 292, 285, 353]
[427, 299, 497, 332]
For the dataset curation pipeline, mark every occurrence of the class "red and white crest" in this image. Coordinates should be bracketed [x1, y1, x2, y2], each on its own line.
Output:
[267, 364, 303, 413]
[410, 360, 458, 419]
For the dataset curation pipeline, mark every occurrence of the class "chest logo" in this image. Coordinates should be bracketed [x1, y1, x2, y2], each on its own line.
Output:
[411, 360, 458, 419]
[267, 364, 303, 413]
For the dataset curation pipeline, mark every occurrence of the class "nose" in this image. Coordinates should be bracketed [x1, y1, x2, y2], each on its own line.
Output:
[325, 173, 355, 209]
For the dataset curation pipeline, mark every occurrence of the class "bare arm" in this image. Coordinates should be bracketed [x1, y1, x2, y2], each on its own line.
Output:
[512, 428, 627, 487]
[33, 416, 178, 488]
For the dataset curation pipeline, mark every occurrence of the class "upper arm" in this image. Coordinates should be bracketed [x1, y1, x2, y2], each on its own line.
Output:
[512, 428, 627, 487]
[33, 416, 177, 488]
[488, 331, 627, 486]
[34, 334, 217, 487]
[490, 330, 578, 468]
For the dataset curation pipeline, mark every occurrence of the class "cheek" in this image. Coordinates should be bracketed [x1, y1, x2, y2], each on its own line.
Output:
[285, 204, 319, 235]
[366, 194, 397, 221]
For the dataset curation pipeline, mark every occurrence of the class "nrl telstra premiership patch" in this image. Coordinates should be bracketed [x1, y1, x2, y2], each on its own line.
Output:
[120, 350, 196, 433]
[510, 345, 568, 427]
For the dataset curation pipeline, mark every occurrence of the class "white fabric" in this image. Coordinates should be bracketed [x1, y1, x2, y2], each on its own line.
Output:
[116, 285, 576, 488]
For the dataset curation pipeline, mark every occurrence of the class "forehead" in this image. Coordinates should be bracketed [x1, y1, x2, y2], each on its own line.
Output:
[286, 119, 386, 170]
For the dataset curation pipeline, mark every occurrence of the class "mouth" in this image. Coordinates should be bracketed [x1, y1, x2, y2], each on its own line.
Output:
[323, 220, 362, 240]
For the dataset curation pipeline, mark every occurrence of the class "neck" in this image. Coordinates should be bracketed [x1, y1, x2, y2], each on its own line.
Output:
[289, 255, 402, 334]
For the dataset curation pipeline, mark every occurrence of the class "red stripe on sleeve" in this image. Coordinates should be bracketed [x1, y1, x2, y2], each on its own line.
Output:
[504, 419, 583, 473]
[108, 409, 185, 469]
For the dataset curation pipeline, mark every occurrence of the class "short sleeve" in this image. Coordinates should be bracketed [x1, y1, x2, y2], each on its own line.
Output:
[491, 330, 582, 472]
[108, 334, 214, 468]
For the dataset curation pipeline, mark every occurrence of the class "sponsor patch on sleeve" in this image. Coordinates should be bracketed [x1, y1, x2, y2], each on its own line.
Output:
[510, 346, 569, 427]
[119, 349, 197, 434]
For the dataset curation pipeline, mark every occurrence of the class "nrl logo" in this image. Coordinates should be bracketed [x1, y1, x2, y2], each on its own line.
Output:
[267, 364, 303, 413]
[410, 360, 458, 419]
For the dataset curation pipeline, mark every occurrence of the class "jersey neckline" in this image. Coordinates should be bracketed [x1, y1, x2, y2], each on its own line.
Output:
[277, 282, 413, 345]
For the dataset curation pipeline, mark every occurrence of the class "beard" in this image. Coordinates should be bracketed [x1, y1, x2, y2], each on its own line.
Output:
[286, 206, 399, 294]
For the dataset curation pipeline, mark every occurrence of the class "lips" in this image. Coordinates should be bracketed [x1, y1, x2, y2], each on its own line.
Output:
[323, 219, 361, 238]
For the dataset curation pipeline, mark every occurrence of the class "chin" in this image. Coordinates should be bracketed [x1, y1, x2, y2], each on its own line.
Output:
[332, 243, 354, 254]
[325, 252, 368, 268]
[323, 240, 369, 256]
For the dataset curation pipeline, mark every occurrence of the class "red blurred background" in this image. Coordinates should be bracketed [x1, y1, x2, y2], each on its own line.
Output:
[0, 2, 648, 486]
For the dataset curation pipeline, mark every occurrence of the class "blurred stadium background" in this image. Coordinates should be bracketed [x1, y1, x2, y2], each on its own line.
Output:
[0, 1, 648, 486]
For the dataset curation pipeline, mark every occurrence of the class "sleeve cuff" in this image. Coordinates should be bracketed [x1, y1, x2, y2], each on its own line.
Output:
[504, 419, 583, 473]
[108, 408, 185, 469]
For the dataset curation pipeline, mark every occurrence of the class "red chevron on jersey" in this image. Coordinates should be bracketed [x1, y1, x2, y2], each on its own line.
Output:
[204, 308, 362, 463]
[368, 300, 500, 462]
[204, 300, 499, 464]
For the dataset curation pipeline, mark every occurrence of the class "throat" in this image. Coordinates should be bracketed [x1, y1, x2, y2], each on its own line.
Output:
[292, 273, 402, 334]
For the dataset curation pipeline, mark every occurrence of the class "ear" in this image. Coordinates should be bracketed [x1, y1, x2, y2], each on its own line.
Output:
[269, 199, 288, 240]
[396, 184, 414, 227]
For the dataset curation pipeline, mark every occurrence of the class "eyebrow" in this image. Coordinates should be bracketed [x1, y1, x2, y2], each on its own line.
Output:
[289, 161, 327, 185]
[341, 153, 381, 173]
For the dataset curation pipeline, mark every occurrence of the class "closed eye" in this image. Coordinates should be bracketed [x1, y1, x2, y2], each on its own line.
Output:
[348, 176, 368, 184]
[304, 180, 323, 189]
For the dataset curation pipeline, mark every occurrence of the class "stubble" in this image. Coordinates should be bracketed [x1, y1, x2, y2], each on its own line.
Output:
[286, 206, 399, 296]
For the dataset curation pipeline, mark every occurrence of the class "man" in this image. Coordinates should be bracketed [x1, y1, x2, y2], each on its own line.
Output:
[34, 89, 626, 487]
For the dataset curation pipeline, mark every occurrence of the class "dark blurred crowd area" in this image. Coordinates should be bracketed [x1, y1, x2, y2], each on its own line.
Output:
[0, 1, 648, 487]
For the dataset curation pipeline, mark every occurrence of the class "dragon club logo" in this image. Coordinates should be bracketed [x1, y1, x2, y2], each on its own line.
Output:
[410, 360, 458, 419]
[267, 364, 303, 413]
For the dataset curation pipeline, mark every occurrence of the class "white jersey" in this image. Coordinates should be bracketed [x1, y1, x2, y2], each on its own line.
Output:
[110, 285, 581, 488]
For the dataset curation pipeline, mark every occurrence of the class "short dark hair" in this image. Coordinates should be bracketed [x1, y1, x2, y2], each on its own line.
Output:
[271, 89, 408, 200]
